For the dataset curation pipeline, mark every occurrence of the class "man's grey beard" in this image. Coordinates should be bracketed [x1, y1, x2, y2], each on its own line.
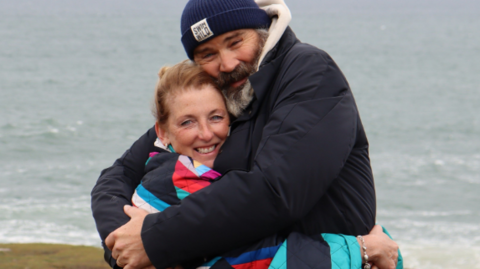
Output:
[222, 80, 255, 117]
[221, 29, 269, 117]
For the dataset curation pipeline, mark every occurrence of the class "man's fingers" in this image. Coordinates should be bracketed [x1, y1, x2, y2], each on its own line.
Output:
[105, 232, 115, 251]
[124, 205, 148, 218]
[107, 211, 151, 269]
[124, 205, 135, 217]
[111, 249, 118, 260]
[124, 264, 144, 269]
[117, 255, 132, 269]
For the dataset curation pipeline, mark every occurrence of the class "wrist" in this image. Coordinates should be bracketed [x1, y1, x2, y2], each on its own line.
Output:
[357, 236, 365, 257]
[361, 234, 380, 262]
[357, 235, 371, 269]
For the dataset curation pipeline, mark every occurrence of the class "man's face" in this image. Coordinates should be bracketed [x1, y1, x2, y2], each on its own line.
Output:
[193, 29, 261, 91]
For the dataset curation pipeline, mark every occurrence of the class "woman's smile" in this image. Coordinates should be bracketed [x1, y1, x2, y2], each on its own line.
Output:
[195, 144, 217, 154]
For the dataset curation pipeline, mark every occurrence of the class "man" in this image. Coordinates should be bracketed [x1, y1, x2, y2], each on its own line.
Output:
[92, 0, 399, 268]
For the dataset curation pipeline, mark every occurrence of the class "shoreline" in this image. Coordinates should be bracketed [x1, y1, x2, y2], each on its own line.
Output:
[0, 243, 110, 269]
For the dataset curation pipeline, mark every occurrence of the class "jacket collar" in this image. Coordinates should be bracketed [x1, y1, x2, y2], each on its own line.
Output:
[234, 27, 298, 122]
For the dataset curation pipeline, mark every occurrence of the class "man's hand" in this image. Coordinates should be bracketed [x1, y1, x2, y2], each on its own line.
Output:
[360, 225, 399, 269]
[105, 205, 153, 269]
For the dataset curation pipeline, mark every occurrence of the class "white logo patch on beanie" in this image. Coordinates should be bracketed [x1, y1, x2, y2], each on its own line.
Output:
[191, 19, 214, 42]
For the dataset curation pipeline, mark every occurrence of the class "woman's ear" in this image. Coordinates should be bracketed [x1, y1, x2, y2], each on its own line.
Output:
[155, 122, 170, 146]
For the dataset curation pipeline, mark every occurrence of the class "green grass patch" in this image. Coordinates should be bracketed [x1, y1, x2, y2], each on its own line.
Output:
[0, 243, 110, 269]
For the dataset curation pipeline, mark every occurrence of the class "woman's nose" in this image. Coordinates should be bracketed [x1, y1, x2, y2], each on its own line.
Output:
[198, 123, 214, 141]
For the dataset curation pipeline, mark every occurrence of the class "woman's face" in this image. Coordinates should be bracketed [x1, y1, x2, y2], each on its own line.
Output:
[157, 84, 230, 168]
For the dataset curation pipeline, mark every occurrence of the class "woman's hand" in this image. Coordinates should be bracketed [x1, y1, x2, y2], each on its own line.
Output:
[358, 225, 399, 269]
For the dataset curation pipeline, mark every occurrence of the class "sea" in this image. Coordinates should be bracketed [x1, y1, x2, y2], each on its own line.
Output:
[1, 0, 479, 268]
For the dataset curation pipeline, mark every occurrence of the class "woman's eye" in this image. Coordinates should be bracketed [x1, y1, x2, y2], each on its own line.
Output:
[180, 120, 192, 126]
[211, 115, 223, 121]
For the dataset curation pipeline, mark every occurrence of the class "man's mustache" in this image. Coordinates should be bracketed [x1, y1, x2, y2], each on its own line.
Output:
[216, 62, 255, 89]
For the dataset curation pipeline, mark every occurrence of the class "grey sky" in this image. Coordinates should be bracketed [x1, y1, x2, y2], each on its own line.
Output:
[1, 0, 479, 16]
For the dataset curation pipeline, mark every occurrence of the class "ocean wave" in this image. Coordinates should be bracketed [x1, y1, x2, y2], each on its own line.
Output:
[377, 209, 473, 217]
[0, 123, 16, 130]
[372, 151, 480, 186]
[0, 219, 101, 247]
[0, 118, 85, 139]
[378, 218, 480, 247]
[399, 244, 480, 269]
[0, 196, 91, 213]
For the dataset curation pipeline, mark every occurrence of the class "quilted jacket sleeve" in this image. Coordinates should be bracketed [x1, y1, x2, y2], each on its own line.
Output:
[141, 47, 366, 268]
[322, 234, 362, 269]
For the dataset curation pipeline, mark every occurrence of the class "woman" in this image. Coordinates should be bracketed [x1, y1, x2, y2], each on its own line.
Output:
[130, 60, 402, 269]
[132, 60, 229, 214]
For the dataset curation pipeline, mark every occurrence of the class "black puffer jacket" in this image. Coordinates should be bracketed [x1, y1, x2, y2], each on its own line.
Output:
[91, 27, 376, 268]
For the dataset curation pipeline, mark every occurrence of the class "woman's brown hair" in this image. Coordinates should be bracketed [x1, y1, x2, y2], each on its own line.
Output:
[154, 60, 222, 127]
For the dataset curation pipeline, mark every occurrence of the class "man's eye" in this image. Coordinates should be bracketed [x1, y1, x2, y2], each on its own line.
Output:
[203, 53, 214, 59]
[231, 39, 242, 47]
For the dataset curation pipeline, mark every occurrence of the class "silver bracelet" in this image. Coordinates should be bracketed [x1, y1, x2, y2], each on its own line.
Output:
[357, 235, 371, 269]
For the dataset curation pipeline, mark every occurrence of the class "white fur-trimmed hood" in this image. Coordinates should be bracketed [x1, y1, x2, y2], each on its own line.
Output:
[255, 0, 292, 69]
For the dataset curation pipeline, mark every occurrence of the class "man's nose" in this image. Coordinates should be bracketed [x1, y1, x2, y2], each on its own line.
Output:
[219, 51, 239, 73]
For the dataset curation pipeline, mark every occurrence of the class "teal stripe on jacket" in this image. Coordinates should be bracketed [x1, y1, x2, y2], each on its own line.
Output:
[268, 240, 287, 269]
[322, 234, 362, 269]
[136, 184, 170, 211]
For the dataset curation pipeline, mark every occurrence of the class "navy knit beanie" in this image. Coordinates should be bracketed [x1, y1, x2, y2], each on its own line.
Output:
[181, 0, 271, 60]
